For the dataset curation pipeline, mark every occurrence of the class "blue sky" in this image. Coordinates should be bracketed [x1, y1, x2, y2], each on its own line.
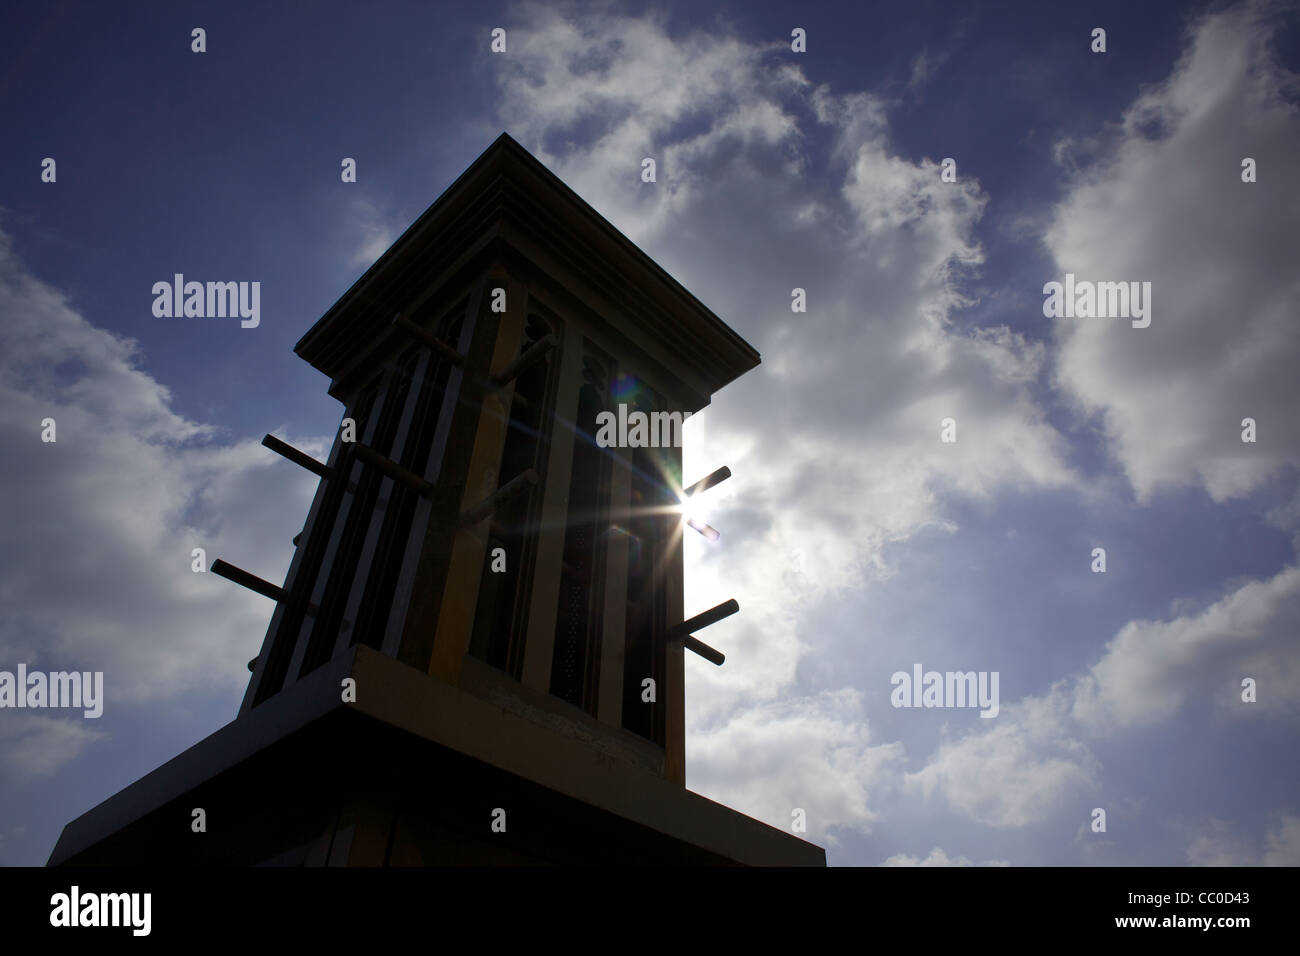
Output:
[2, 0, 1298, 866]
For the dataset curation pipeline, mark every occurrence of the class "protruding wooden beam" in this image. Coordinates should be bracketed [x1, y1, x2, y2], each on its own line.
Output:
[391, 313, 465, 366]
[493, 334, 558, 387]
[211, 559, 284, 602]
[669, 598, 739, 638]
[211, 559, 319, 615]
[460, 468, 539, 527]
[683, 635, 725, 666]
[685, 517, 720, 542]
[351, 442, 435, 497]
[262, 434, 333, 480]
[683, 465, 731, 499]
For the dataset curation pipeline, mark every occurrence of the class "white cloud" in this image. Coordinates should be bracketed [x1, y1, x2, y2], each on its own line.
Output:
[494, 3, 1080, 840]
[1046, 3, 1300, 504]
[1072, 564, 1300, 730]
[686, 689, 905, 846]
[0, 714, 106, 780]
[905, 688, 1099, 828]
[347, 196, 401, 267]
[881, 846, 1008, 866]
[871, 1, 1300, 838]
[0, 227, 324, 733]
[1263, 815, 1300, 865]
[1187, 814, 1300, 866]
[905, 560, 1300, 829]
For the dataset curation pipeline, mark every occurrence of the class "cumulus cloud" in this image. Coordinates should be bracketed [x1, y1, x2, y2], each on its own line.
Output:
[0, 714, 106, 780]
[1046, 2, 1300, 503]
[773, 0, 1300, 840]
[906, 561, 1300, 828]
[905, 688, 1100, 828]
[493, 3, 1079, 837]
[1072, 564, 1300, 730]
[881, 846, 1009, 866]
[1187, 814, 1300, 866]
[686, 689, 905, 845]
[0, 226, 325, 733]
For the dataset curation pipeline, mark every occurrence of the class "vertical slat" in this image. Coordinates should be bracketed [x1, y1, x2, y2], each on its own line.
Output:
[428, 269, 525, 686]
[664, 441, 687, 785]
[331, 349, 432, 656]
[238, 436, 336, 712]
[380, 296, 467, 659]
[519, 318, 584, 693]
[397, 280, 494, 672]
[285, 375, 393, 682]
[241, 383, 377, 713]
[597, 448, 631, 727]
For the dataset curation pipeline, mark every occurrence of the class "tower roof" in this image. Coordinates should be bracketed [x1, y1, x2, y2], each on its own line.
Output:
[295, 132, 759, 403]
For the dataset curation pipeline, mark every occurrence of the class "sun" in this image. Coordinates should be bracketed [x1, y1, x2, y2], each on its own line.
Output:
[675, 494, 719, 542]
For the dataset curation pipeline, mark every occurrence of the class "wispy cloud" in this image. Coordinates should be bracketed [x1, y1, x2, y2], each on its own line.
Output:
[0, 227, 326, 776]
[0, 714, 106, 780]
[493, 3, 1077, 840]
[1046, 2, 1300, 503]
[346, 196, 402, 268]
[881, 846, 1009, 866]
[1187, 813, 1300, 865]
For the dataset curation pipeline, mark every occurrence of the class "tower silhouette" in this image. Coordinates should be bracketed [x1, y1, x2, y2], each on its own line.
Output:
[49, 134, 825, 866]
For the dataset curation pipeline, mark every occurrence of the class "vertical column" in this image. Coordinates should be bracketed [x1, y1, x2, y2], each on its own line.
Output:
[331, 350, 431, 657]
[663, 442, 686, 785]
[428, 268, 525, 686]
[396, 288, 482, 673]
[280, 377, 390, 691]
[287, 366, 401, 682]
[519, 319, 583, 693]
[596, 448, 631, 727]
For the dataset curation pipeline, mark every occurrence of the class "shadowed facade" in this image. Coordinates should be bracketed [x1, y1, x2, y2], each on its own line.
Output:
[49, 133, 826, 867]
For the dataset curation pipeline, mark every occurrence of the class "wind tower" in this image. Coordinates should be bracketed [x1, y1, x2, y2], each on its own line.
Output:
[49, 134, 826, 866]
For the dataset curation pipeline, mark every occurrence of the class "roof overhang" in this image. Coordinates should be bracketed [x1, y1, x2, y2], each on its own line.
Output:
[294, 133, 759, 399]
